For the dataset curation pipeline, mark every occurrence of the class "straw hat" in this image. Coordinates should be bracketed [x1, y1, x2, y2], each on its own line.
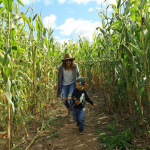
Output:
[62, 53, 75, 61]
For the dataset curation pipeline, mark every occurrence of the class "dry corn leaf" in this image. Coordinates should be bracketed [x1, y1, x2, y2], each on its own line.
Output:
[0, 133, 7, 138]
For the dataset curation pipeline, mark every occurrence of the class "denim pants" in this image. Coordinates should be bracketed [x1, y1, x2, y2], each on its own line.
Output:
[62, 82, 75, 112]
[73, 108, 85, 131]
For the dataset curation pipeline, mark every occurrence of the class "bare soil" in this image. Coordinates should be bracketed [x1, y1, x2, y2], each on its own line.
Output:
[1, 89, 150, 150]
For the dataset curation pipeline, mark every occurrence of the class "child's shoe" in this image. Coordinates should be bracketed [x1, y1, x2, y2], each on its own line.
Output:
[79, 130, 84, 135]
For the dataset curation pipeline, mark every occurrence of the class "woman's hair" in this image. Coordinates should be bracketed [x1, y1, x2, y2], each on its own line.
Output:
[62, 60, 75, 70]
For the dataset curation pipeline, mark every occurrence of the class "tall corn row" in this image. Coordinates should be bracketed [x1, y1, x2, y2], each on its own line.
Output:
[94, 0, 150, 131]
[0, 0, 58, 148]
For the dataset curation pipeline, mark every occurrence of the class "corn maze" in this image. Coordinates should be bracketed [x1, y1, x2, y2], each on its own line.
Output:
[0, 0, 150, 149]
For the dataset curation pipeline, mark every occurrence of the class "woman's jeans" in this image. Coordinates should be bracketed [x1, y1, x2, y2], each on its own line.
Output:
[73, 108, 85, 131]
[62, 82, 75, 112]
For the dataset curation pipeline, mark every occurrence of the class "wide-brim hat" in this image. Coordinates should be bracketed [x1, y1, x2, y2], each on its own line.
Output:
[62, 53, 75, 61]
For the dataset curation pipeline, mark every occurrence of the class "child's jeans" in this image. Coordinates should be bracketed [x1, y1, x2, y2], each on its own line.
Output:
[62, 82, 75, 112]
[73, 108, 85, 131]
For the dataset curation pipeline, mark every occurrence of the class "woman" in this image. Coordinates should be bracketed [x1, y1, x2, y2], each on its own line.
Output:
[57, 53, 80, 115]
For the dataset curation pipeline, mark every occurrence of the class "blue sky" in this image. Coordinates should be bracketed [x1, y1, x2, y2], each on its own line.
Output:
[16, 0, 116, 43]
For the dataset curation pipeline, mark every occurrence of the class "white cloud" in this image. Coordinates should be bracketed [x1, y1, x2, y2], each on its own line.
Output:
[96, 0, 116, 4]
[57, 18, 101, 42]
[43, 14, 57, 29]
[54, 36, 70, 44]
[96, 7, 113, 12]
[58, 0, 67, 4]
[21, 0, 34, 5]
[43, 0, 53, 5]
[70, 0, 92, 5]
[22, 0, 53, 5]
[57, 0, 116, 5]
[96, 7, 102, 11]
[88, 8, 93, 12]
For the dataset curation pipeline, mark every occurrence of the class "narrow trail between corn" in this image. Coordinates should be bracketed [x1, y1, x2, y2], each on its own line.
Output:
[13, 89, 115, 150]
[47, 89, 109, 150]
[12, 89, 150, 150]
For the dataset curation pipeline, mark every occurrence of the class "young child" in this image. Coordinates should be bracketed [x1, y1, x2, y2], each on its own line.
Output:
[72, 77, 96, 135]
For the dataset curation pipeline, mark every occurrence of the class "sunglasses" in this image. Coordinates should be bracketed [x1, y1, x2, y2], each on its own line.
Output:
[66, 59, 73, 62]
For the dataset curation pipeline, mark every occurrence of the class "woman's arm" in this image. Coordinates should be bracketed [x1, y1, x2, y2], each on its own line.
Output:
[57, 64, 63, 97]
[76, 63, 80, 78]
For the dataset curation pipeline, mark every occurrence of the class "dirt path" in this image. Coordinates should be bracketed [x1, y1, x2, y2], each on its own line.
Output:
[48, 90, 110, 150]
[2, 89, 150, 149]
[9, 90, 114, 150]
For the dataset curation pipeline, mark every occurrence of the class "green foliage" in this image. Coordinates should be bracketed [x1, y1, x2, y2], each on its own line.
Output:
[107, 124, 118, 132]
[13, 148, 22, 150]
[3, 0, 12, 12]
[55, 122, 60, 128]
[98, 128, 133, 150]
[94, 129, 106, 135]
[132, 148, 147, 150]
[57, 116, 62, 120]
[46, 132, 59, 140]
[17, 0, 24, 6]
[47, 116, 57, 124]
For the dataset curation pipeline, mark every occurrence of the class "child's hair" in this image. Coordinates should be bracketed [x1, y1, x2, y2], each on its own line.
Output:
[76, 77, 86, 86]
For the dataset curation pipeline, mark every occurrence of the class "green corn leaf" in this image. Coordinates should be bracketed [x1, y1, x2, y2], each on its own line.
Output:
[10, 29, 16, 41]
[17, 0, 24, 6]
[20, 12, 26, 24]
[3, 54, 10, 66]
[130, 12, 135, 21]
[110, 4, 118, 14]
[43, 28, 46, 37]
[97, 27, 106, 35]
[25, 17, 34, 30]
[29, 17, 31, 22]
[102, 12, 108, 20]
[123, 45, 133, 58]
[3, 0, 12, 12]
[107, 20, 123, 31]
[33, 14, 38, 21]
[144, 30, 150, 51]
[0, 0, 3, 4]
[123, 45, 138, 84]
[139, 0, 147, 10]
[124, 0, 130, 15]
[99, 40, 106, 49]
[5, 79, 15, 112]
[0, 7, 5, 15]
[0, 52, 4, 64]
[117, 0, 121, 9]
[143, 17, 150, 33]
[38, 15, 43, 27]
[36, 20, 40, 43]
[21, 12, 34, 29]
[129, 43, 144, 59]
[12, 46, 17, 50]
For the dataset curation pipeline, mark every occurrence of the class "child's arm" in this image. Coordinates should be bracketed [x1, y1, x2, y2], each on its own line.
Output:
[85, 91, 96, 108]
